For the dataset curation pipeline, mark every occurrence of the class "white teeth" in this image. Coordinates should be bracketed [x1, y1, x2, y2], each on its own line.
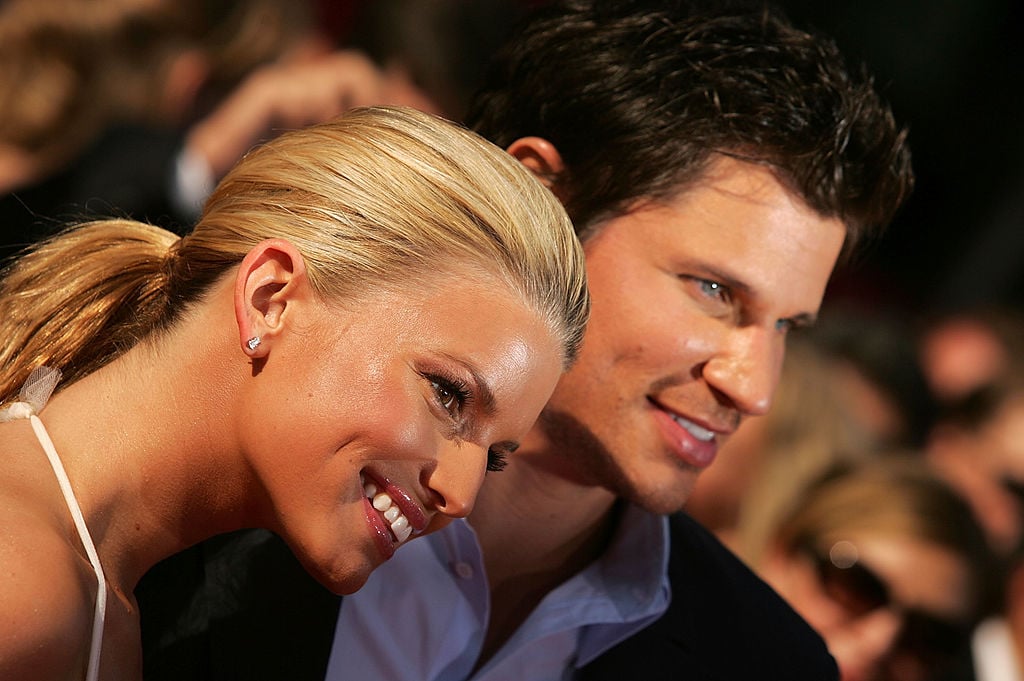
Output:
[393, 523, 412, 543]
[390, 515, 411, 542]
[363, 480, 414, 545]
[669, 413, 715, 442]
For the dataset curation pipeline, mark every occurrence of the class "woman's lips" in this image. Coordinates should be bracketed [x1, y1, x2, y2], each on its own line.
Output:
[374, 477, 428, 532]
[360, 473, 429, 561]
[363, 495, 397, 560]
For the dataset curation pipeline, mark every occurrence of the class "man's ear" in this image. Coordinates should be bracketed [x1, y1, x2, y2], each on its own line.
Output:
[507, 137, 566, 192]
[233, 239, 309, 357]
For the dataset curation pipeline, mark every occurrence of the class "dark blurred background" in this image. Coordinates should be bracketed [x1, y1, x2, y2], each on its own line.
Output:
[773, 0, 1024, 318]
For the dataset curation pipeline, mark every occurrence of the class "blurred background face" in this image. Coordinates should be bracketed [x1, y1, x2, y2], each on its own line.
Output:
[761, 530, 974, 681]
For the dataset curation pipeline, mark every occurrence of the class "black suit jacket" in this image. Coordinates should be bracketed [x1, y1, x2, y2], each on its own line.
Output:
[138, 514, 837, 680]
[579, 513, 838, 680]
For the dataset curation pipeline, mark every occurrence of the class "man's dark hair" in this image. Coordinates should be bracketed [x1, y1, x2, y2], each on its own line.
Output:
[467, 0, 914, 249]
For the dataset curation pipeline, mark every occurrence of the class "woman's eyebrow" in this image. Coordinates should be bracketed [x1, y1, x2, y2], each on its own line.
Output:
[441, 354, 497, 414]
[467, 367, 497, 415]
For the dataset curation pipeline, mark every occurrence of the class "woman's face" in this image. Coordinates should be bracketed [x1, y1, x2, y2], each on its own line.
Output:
[240, 270, 564, 594]
[762, 530, 974, 681]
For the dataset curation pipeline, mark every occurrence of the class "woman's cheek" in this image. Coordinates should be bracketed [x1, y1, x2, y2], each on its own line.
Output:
[361, 388, 441, 461]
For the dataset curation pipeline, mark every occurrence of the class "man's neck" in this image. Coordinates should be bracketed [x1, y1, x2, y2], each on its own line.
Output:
[468, 451, 621, 668]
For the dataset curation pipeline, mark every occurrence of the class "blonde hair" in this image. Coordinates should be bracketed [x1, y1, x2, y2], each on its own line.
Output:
[0, 106, 589, 400]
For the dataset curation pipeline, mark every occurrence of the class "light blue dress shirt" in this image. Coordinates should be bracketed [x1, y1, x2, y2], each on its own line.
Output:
[325, 503, 670, 681]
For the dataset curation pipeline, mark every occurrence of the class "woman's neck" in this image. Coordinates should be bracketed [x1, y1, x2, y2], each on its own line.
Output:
[34, 297, 256, 593]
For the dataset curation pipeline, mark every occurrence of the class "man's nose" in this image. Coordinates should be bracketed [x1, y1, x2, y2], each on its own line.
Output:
[702, 326, 782, 416]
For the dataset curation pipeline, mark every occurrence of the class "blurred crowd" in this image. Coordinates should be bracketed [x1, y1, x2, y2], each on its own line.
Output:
[687, 304, 1024, 681]
[0, 0, 525, 257]
[2, 2, 1023, 681]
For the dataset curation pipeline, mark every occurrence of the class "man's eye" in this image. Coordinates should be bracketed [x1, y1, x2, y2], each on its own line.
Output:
[679, 275, 738, 322]
[698, 278, 729, 302]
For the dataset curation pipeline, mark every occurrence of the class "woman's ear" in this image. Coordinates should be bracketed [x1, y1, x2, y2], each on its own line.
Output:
[233, 239, 309, 358]
[507, 136, 566, 193]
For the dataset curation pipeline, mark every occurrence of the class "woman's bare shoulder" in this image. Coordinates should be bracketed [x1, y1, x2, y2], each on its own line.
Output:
[0, 492, 95, 679]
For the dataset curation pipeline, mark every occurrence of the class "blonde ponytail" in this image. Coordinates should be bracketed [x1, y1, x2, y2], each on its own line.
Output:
[0, 220, 177, 401]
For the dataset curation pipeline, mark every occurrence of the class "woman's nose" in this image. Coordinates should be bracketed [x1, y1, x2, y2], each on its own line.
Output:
[424, 439, 488, 519]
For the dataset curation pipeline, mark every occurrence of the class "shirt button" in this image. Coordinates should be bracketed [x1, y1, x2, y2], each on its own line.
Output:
[453, 561, 475, 579]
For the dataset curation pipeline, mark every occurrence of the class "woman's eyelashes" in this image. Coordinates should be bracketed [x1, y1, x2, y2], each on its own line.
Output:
[486, 448, 508, 473]
[486, 442, 518, 473]
[424, 370, 514, 474]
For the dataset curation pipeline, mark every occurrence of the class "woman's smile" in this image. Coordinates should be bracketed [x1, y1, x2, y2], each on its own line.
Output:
[361, 473, 427, 559]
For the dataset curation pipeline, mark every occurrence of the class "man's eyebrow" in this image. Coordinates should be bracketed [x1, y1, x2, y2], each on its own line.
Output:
[693, 264, 819, 327]
[785, 312, 818, 329]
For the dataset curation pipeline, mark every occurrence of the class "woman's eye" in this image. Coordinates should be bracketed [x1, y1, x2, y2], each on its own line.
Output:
[428, 376, 468, 419]
[432, 380, 456, 411]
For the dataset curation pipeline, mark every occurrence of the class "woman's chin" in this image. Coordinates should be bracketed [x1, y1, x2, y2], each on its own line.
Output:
[310, 558, 375, 595]
[293, 538, 379, 595]
[328, 573, 371, 596]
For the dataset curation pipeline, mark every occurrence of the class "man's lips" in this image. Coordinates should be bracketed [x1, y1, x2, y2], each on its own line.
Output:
[648, 398, 734, 468]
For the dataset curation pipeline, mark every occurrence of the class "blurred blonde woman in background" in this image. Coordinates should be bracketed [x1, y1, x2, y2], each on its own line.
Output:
[756, 458, 997, 681]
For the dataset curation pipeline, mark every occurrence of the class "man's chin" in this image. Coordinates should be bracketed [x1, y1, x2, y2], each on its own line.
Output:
[614, 471, 704, 512]
[620, 478, 699, 516]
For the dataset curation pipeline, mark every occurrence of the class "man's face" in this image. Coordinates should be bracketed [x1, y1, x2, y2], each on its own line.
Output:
[533, 157, 846, 513]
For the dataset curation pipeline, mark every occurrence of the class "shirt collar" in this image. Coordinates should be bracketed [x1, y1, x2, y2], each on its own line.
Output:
[426, 503, 671, 671]
[575, 503, 671, 665]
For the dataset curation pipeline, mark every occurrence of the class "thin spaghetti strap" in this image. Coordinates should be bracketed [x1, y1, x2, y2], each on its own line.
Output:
[30, 414, 106, 681]
[1, 367, 105, 681]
